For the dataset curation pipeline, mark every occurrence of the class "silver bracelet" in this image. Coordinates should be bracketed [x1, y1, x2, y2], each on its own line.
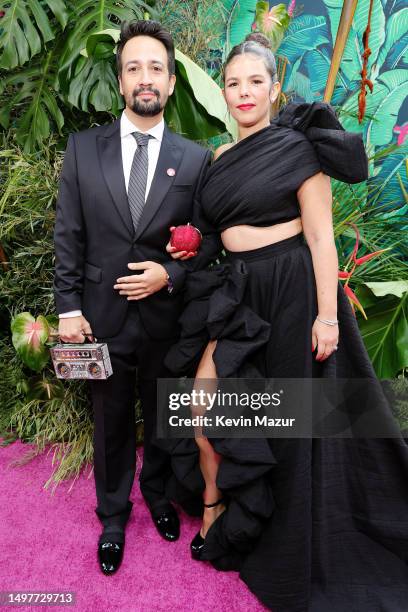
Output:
[316, 316, 338, 326]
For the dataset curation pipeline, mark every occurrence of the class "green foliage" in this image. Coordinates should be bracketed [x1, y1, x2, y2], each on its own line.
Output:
[0, 0, 235, 150]
[356, 284, 408, 378]
[214, 0, 257, 59]
[149, 0, 225, 71]
[0, 49, 64, 153]
[58, 0, 151, 116]
[169, 49, 235, 138]
[0, 133, 59, 320]
[278, 15, 329, 64]
[384, 376, 408, 432]
[0, 0, 68, 69]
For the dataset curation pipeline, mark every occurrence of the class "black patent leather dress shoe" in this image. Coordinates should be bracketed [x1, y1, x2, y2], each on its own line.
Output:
[151, 507, 180, 541]
[98, 541, 124, 575]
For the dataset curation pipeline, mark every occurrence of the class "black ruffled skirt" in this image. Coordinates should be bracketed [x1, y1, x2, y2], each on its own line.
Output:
[159, 233, 408, 612]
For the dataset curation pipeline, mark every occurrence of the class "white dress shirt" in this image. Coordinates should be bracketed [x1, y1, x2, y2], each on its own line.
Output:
[59, 111, 165, 319]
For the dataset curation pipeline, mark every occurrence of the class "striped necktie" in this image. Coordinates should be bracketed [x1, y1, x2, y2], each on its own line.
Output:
[128, 131, 152, 232]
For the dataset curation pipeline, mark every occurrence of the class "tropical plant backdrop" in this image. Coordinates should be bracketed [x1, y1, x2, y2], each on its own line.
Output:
[0, 0, 407, 487]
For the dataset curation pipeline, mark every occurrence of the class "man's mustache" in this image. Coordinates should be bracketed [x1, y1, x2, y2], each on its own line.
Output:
[133, 87, 160, 98]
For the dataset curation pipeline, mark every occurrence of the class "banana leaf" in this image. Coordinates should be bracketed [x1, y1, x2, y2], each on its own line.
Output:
[356, 283, 408, 378]
[278, 14, 329, 64]
[376, 8, 408, 69]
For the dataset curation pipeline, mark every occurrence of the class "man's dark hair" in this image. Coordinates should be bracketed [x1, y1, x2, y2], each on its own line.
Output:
[116, 20, 176, 76]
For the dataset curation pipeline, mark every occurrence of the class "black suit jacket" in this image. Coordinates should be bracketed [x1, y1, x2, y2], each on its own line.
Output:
[53, 118, 222, 339]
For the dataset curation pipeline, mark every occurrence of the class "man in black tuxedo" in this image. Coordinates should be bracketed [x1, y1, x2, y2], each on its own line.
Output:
[54, 20, 221, 575]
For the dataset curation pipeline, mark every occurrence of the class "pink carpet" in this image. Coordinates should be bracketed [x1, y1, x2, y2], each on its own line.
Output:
[0, 439, 267, 612]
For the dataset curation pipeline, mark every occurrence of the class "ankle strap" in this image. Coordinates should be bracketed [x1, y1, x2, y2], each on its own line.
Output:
[203, 498, 224, 508]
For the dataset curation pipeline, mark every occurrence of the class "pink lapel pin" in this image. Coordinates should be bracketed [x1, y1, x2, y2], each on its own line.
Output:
[167, 168, 176, 176]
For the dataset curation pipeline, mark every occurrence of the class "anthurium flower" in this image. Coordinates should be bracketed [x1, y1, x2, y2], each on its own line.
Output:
[11, 312, 50, 371]
[254, 2, 290, 46]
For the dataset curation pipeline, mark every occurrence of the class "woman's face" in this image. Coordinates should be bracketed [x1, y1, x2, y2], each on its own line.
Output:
[223, 53, 280, 127]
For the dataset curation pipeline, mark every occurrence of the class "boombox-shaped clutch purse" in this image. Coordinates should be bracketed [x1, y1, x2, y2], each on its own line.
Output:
[50, 335, 113, 380]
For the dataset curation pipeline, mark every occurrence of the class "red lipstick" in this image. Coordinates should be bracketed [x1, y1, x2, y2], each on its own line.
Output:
[237, 104, 255, 111]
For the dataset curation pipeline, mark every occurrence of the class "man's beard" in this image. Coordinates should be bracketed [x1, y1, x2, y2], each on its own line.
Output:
[129, 87, 165, 117]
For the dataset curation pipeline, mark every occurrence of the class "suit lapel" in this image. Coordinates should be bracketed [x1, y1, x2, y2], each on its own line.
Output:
[134, 125, 185, 240]
[97, 118, 134, 238]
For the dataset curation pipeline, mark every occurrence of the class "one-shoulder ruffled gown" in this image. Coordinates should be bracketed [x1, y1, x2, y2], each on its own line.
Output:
[157, 102, 408, 612]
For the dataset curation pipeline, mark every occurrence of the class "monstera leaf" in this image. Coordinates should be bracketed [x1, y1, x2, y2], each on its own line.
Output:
[0, 0, 68, 69]
[11, 313, 51, 371]
[57, 0, 151, 92]
[356, 283, 408, 378]
[66, 53, 123, 115]
[0, 49, 64, 151]
[80, 29, 235, 139]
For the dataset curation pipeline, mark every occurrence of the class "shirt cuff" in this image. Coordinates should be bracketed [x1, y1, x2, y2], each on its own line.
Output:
[59, 310, 82, 318]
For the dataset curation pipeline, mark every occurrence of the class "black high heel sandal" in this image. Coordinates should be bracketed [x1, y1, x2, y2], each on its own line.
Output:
[190, 498, 225, 561]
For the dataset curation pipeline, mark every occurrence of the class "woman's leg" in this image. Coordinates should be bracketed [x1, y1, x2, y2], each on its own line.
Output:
[192, 340, 226, 537]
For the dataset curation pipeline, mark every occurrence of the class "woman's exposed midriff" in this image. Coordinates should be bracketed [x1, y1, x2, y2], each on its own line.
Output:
[221, 216, 303, 252]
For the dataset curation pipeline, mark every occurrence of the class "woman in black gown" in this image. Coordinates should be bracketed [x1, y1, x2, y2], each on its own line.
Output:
[162, 34, 408, 612]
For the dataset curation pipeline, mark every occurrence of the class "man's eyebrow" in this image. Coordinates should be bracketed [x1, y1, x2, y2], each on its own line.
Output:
[124, 60, 165, 67]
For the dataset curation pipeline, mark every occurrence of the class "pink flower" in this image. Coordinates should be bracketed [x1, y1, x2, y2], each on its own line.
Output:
[287, 0, 296, 17]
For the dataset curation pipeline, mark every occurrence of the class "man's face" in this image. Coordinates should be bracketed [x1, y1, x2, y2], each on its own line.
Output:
[118, 35, 176, 117]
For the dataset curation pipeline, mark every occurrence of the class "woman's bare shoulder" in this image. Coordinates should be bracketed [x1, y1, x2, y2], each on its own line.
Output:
[213, 142, 235, 160]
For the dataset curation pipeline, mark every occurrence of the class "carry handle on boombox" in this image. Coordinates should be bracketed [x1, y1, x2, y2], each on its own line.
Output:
[49, 332, 98, 344]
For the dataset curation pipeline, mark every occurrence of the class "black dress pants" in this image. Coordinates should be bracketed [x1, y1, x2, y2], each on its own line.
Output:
[88, 301, 177, 543]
